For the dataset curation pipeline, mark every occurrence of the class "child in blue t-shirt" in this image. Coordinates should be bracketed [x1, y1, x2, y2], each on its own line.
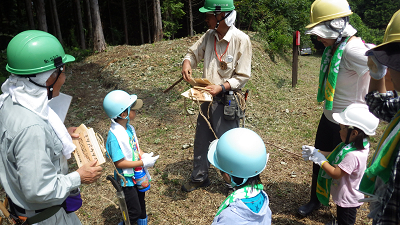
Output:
[103, 90, 159, 225]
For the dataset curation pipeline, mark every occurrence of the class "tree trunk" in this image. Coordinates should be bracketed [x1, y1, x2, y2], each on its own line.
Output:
[152, 0, 163, 42]
[90, 0, 106, 52]
[84, 0, 92, 47]
[50, 0, 63, 45]
[25, 0, 35, 29]
[34, 0, 48, 32]
[74, 0, 86, 49]
[188, 0, 193, 37]
[122, 0, 129, 44]
[138, 0, 144, 44]
[145, 0, 151, 43]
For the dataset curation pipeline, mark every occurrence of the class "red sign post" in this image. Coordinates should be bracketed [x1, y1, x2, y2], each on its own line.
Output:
[292, 31, 300, 87]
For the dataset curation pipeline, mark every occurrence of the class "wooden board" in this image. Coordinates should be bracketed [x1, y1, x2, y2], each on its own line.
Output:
[72, 124, 106, 168]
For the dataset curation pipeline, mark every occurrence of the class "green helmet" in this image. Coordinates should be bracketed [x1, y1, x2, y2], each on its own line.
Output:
[6, 30, 75, 75]
[199, 0, 235, 13]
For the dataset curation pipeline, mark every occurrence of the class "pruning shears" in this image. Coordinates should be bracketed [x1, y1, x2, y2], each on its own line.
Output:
[242, 89, 249, 127]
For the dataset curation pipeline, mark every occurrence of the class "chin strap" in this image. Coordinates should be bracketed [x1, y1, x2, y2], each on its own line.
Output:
[26, 56, 64, 100]
[214, 11, 233, 30]
[325, 17, 349, 46]
[344, 126, 354, 144]
[117, 106, 131, 125]
[229, 175, 247, 187]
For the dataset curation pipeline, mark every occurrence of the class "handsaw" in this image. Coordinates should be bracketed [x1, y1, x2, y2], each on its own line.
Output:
[107, 175, 131, 225]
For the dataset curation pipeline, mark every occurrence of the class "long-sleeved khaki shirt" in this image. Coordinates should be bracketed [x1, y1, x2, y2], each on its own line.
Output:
[183, 25, 252, 90]
[0, 96, 81, 212]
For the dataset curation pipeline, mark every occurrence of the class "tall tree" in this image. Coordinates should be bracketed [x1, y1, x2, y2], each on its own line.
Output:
[90, 0, 106, 52]
[138, 0, 144, 44]
[145, 0, 152, 43]
[74, 0, 86, 49]
[188, 0, 193, 36]
[50, 0, 63, 45]
[153, 0, 163, 42]
[122, 0, 129, 44]
[84, 0, 93, 47]
[34, 0, 48, 32]
[25, 0, 35, 29]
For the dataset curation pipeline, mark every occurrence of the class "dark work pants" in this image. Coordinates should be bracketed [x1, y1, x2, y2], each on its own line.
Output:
[191, 99, 239, 182]
[337, 205, 359, 225]
[311, 114, 342, 201]
[122, 186, 146, 223]
[313, 113, 342, 174]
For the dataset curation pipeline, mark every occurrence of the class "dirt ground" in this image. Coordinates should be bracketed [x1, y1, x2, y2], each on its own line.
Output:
[1, 34, 382, 224]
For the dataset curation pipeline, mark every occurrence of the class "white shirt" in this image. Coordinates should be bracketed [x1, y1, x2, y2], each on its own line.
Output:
[324, 37, 370, 123]
[183, 25, 252, 89]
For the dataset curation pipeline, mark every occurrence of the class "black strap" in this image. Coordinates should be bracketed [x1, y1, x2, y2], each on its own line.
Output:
[25, 205, 62, 224]
[220, 84, 226, 94]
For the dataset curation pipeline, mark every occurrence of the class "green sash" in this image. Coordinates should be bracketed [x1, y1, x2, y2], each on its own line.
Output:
[215, 184, 263, 216]
[359, 111, 400, 194]
[317, 37, 350, 110]
[316, 140, 369, 206]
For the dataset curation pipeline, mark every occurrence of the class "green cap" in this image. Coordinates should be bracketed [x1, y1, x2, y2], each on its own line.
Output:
[6, 30, 75, 75]
[199, 0, 235, 13]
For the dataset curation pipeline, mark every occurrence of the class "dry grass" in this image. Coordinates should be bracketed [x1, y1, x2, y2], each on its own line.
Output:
[0, 33, 387, 225]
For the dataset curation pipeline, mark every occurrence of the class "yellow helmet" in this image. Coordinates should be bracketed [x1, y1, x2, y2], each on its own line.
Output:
[305, 0, 353, 29]
[374, 9, 400, 48]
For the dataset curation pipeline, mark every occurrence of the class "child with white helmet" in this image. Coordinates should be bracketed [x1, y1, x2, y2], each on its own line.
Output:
[302, 103, 379, 225]
[103, 90, 160, 225]
[300, 0, 372, 217]
[208, 128, 271, 225]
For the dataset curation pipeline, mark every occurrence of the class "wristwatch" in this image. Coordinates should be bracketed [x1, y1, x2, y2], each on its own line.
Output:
[220, 84, 226, 93]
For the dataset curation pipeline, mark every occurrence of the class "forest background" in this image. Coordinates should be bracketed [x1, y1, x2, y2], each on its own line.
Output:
[0, 0, 400, 224]
[0, 0, 399, 83]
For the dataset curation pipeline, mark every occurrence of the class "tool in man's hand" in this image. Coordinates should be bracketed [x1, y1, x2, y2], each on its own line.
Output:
[163, 77, 184, 93]
[107, 175, 131, 225]
[242, 89, 249, 127]
[0, 198, 25, 225]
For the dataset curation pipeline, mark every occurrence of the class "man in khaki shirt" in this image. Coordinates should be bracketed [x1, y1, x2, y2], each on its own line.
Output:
[181, 0, 252, 192]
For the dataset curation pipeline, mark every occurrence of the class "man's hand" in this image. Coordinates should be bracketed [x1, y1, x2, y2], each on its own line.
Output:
[77, 160, 103, 184]
[206, 84, 223, 96]
[182, 60, 193, 82]
[67, 127, 79, 138]
[368, 55, 387, 80]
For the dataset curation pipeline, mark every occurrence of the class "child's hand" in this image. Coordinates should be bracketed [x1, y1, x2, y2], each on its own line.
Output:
[141, 152, 154, 159]
[309, 152, 327, 166]
[142, 155, 160, 168]
[301, 145, 318, 161]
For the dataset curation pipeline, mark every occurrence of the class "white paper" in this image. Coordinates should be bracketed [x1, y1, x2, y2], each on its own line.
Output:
[48, 93, 72, 122]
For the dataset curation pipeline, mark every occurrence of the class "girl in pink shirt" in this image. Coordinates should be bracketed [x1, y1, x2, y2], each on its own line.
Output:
[302, 103, 379, 225]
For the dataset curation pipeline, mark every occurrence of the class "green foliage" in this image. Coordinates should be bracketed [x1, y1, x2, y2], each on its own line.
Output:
[236, 0, 313, 55]
[349, 13, 384, 45]
[64, 47, 93, 63]
[351, 0, 399, 29]
[162, 0, 186, 39]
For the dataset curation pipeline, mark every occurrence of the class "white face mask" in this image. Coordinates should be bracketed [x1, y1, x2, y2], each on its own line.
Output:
[305, 22, 357, 39]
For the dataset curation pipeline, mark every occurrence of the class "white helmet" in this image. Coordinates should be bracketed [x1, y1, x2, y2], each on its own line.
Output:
[332, 103, 379, 135]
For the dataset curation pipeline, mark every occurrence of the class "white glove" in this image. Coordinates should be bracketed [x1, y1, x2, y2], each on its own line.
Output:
[142, 155, 160, 168]
[301, 145, 319, 161]
[141, 152, 154, 159]
[368, 54, 387, 80]
[309, 151, 327, 166]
